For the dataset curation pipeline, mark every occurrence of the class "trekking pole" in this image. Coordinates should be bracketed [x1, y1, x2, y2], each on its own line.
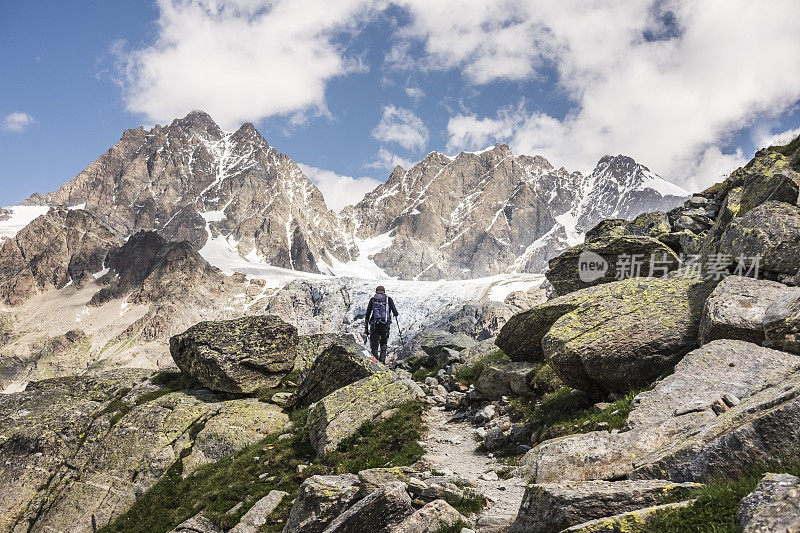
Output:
[396, 317, 406, 349]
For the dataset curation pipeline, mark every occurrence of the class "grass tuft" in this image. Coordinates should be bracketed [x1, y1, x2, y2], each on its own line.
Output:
[508, 387, 644, 446]
[641, 458, 800, 532]
[453, 349, 509, 385]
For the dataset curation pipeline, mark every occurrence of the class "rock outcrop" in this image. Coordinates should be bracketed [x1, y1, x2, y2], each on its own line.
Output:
[321, 481, 414, 532]
[0, 370, 288, 533]
[170, 315, 297, 393]
[306, 372, 418, 454]
[519, 339, 800, 483]
[0, 207, 118, 306]
[737, 473, 800, 533]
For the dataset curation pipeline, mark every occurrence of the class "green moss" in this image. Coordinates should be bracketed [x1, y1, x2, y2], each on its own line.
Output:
[99, 402, 425, 533]
[641, 458, 800, 532]
[439, 492, 486, 516]
[412, 364, 443, 382]
[453, 349, 509, 385]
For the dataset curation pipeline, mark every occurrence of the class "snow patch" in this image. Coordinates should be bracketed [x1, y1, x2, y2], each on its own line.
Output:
[318, 232, 395, 279]
[0, 205, 50, 242]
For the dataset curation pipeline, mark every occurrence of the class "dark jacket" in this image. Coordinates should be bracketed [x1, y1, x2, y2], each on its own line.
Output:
[365, 295, 398, 326]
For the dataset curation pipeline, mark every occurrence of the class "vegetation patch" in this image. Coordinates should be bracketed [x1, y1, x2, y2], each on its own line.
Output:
[433, 520, 472, 533]
[641, 458, 800, 532]
[508, 387, 644, 446]
[412, 364, 443, 382]
[99, 401, 425, 533]
[453, 349, 509, 385]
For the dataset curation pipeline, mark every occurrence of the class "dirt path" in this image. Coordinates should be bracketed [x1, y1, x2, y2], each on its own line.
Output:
[420, 405, 526, 532]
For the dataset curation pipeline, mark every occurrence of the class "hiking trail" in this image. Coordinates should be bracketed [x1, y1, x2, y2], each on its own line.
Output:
[420, 405, 526, 532]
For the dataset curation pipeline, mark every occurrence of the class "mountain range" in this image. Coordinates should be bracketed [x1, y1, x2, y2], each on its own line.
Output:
[17, 110, 688, 281]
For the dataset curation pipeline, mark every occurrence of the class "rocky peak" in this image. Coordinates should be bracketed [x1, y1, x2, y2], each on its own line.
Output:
[22, 111, 355, 274]
[0, 208, 118, 306]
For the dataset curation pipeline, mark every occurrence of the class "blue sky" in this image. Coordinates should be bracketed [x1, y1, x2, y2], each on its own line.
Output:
[2, 0, 800, 210]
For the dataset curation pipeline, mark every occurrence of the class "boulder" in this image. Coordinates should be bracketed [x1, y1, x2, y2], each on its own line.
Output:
[519, 340, 800, 483]
[287, 335, 383, 409]
[400, 331, 478, 370]
[584, 212, 672, 244]
[170, 514, 224, 533]
[699, 276, 796, 345]
[321, 482, 413, 533]
[560, 500, 695, 532]
[282, 474, 362, 533]
[510, 479, 700, 533]
[737, 473, 800, 533]
[170, 315, 297, 393]
[306, 372, 417, 454]
[390, 499, 466, 533]
[719, 201, 800, 278]
[182, 399, 289, 473]
[474, 361, 537, 400]
[764, 291, 800, 354]
[293, 333, 346, 379]
[546, 235, 680, 297]
[230, 490, 288, 533]
[542, 277, 712, 396]
[459, 337, 502, 366]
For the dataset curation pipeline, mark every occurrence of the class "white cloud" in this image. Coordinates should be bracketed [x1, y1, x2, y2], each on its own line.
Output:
[405, 0, 800, 190]
[299, 163, 380, 212]
[116, 0, 384, 128]
[405, 86, 425, 100]
[2, 112, 35, 132]
[753, 126, 800, 150]
[365, 147, 416, 171]
[371, 105, 429, 151]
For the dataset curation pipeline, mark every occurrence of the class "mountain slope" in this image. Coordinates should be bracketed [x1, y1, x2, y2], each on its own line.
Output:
[23, 111, 355, 273]
[341, 146, 688, 280]
[17, 112, 688, 281]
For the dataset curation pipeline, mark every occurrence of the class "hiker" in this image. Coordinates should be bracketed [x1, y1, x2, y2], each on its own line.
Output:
[364, 285, 399, 363]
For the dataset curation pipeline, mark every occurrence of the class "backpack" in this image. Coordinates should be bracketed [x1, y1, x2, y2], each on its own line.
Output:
[371, 294, 391, 325]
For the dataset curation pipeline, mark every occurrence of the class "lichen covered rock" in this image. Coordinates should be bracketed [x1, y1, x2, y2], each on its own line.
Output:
[474, 361, 538, 400]
[718, 201, 800, 278]
[306, 372, 417, 455]
[287, 335, 383, 409]
[737, 473, 800, 533]
[540, 277, 713, 396]
[170, 315, 297, 393]
[282, 474, 362, 533]
[546, 235, 680, 297]
[510, 479, 701, 533]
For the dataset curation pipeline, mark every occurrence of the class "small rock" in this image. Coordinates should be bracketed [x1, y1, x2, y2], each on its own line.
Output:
[296, 464, 308, 475]
[229, 490, 288, 533]
[271, 392, 292, 406]
[480, 471, 499, 481]
[474, 405, 496, 424]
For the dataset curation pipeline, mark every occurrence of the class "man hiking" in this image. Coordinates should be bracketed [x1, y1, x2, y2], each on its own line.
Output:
[364, 285, 399, 364]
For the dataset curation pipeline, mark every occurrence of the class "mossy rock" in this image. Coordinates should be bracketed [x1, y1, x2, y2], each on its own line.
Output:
[306, 372, 416, 455]
[287, 335, 384, 410]
[546, 235, 680, 297]
[542, 277, 714, 397]
[169, 315, 297, 394]
[717, 201, 800, 278]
